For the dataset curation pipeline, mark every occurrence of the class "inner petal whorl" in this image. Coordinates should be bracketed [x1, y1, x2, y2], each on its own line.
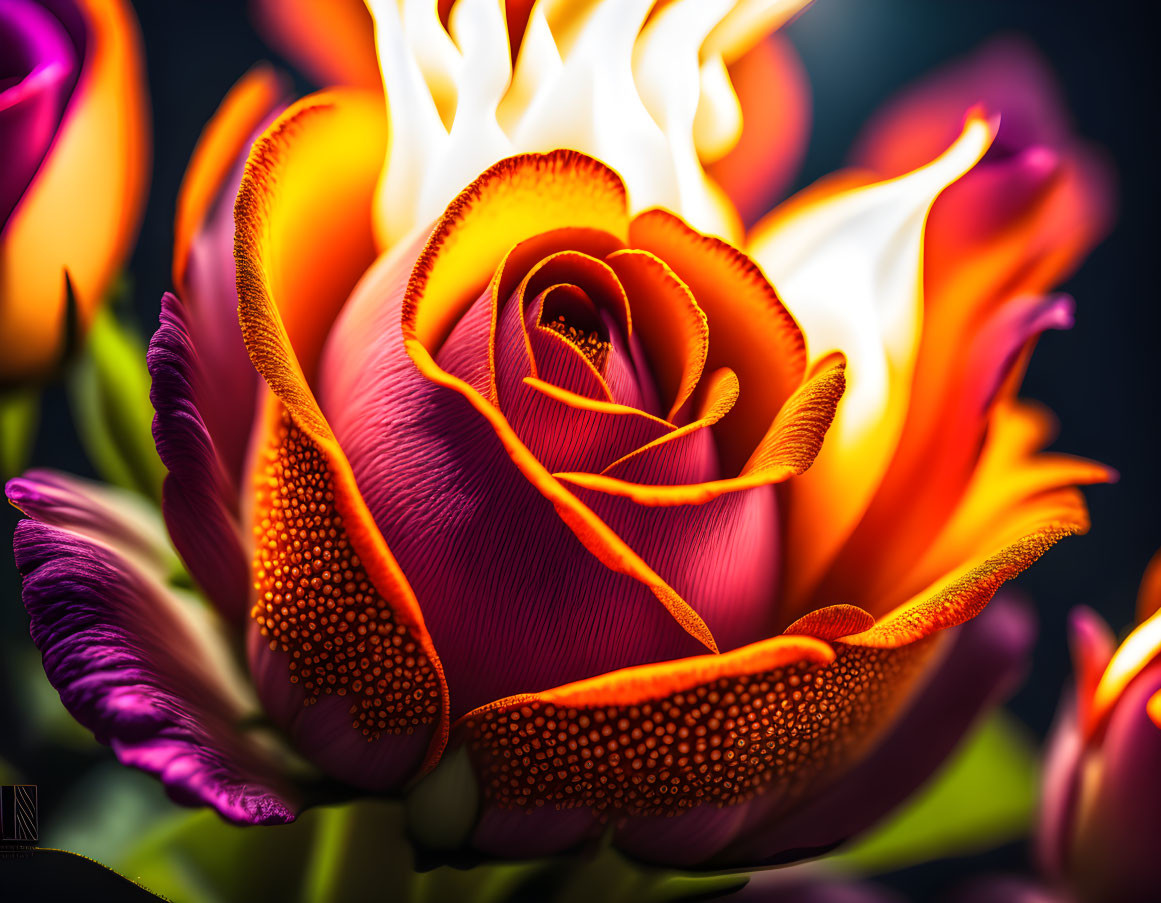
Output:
[541, 286, 612, 373]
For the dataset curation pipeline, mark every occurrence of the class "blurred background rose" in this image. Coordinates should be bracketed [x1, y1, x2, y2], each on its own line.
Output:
[1035, 579, 1161, 903]
[0, 0, 150, 385]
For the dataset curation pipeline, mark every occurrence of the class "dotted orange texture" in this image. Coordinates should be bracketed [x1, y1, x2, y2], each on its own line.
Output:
[461, 640, 936, 815]
[252, 412, 441, 739]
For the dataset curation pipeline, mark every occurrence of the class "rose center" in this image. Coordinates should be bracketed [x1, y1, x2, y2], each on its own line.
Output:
[540, 288, 612, 372]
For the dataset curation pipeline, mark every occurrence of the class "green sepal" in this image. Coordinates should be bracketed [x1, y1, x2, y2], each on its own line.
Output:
[0, 387, 40, 480]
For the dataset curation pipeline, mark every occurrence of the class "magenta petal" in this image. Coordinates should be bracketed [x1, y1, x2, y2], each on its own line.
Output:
[599, 422, 721, 485]
[436, 284, 499, 399]
[246, 624, 431, 792]
[503, 378, 672, 474]
[8, 472, 298, 824]
[320, 254, 708, 718]
[148, 292, 250, 624]
[970, 293, 1075, 413]
[489, 279, 671, 474]
[176, 92, 285, 486]
[568, 484, 779, 653]
[716, 593, 1035, 865]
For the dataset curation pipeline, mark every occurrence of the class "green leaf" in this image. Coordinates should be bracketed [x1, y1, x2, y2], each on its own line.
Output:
[67, 303, 165, 503]
[116, 801, 744, 903]
[824, 711, 1039, 875]
[0, 387, 40, 479]
[118, 802, 539, 903]
[44, 764, 176, 865]
[0, 756, 20, 785]
[12, 643, 99, 751]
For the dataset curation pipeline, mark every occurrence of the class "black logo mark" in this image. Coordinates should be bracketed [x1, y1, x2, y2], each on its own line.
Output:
[1, 785, 38, 844]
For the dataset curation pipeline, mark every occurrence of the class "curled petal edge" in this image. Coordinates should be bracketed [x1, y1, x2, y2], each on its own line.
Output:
[234, 91, 450, 771]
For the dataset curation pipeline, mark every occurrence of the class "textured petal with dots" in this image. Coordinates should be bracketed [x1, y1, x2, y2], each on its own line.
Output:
[252, 408, 444, 742]
[454, 633, 939, 863]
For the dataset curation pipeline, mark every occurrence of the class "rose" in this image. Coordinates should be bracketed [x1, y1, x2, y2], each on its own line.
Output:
[944, 564, 1161, 903]
[1036, 580, 1161, 903]
[0, 0, 149, 383]
[10, 7, 1110, 872]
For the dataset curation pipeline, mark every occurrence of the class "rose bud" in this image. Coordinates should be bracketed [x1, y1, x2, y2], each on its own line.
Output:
[0, 0, 149, 383]
[9, 0, 1111, 872]
[1037, 563, 1161, 903]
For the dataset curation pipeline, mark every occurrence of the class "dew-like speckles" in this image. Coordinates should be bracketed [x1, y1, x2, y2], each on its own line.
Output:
[251, 413, 440, 739]
[461, 641, 934, 816]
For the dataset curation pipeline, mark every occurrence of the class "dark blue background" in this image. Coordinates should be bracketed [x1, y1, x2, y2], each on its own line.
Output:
[2, 0, 1156, 899]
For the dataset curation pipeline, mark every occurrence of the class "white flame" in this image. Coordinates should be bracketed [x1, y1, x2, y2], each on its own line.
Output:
[365, 0, 811, 250]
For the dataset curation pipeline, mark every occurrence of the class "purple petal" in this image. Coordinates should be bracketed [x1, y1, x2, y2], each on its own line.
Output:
[0, 0, 78, 230]
[8, 472, 299, 824]
[320, 249, 708, 719]
[970, 293, 1075, 415]
[148, 292, 251, 624]
[717, 592, 1035, 865]
[177, 146, 268, 488]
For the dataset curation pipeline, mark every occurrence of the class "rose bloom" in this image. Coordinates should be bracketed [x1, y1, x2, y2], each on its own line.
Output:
[1035, 566, 1161, 903]
[9, 4, 1112, 869]
[943, 559, 1161, 903]
[0, 0, 149, 383]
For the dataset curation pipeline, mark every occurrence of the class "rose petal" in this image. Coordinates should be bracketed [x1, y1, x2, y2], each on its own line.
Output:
[605, 248, 709, 422]
[727, 594, 1034, 863]
[556, 359, 844, 500]
[148, 292, 250, 624]
[631, 208, 806, 474]
[706, 34, 810, 227]
[568, 480, 780, 652]
[1069, 660, 1161, 903]
[171, 66, 287, 487]
[252, 0, 380, 91]
[749, 113, 995, 612]
[808, 293, 1085, 613]
[234, 93, 451, 786]
[850, 37, 1071, 177]
[452, 630, 940, 866]
[321, 239, 713, 717]
[0, 0, 77, 230]
[236, 89, 386, 387]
